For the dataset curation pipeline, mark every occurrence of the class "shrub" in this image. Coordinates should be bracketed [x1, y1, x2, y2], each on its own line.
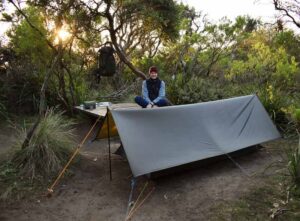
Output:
[257, 85, 289, 131]
[12, 109, 76, 180]
[167, 74, 221, 104]
[293, 109, 300, 131]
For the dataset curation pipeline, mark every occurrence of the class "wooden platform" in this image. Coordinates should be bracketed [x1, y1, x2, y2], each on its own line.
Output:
[74, 103, 140, 117]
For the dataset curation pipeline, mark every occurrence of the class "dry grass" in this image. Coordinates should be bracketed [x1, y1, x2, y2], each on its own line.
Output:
[11, 108, 76, 180]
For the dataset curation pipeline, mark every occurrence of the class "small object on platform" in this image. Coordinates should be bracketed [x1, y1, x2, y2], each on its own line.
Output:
[98, 102, 112, 107]
[83, 101, 96, 109]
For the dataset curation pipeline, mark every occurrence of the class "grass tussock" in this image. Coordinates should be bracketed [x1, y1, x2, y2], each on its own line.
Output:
[287, 136, 300, 187]
[0, 109, 77, 202]
[12, 108, 76, 180]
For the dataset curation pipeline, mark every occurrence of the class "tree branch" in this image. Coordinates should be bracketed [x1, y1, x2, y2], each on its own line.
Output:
[273, 0, 300, 28]
[8, 0, 57, 53]
[104, 0, 146, 79]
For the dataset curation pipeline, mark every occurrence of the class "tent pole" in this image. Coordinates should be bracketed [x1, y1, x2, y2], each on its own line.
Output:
[107, 107, 112, 181]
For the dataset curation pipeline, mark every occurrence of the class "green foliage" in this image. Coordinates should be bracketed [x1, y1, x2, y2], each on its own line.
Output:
[2, 7, 53, 113]
[12, 109, 75, 180]
[282, 106, 300, 133]
[257, 84, 290, 130]
[220, 27, 299, 134]
[167, 74, 221, 104]
[1, 13, 13, 22]
[0, 159, 49, 201]
[273, 30, 300, 63]
[293, 109, 300, 123]
[0, 145, 26, 201]
[8, 7, 51, 66]
[122, 0, 181, 42]
[227, 42, 299, 87]
[2, 1, 300, 135]
[0, 163, 16, 200]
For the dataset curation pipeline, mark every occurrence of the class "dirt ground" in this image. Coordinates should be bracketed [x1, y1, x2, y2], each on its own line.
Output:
[0, 121, 284, 221]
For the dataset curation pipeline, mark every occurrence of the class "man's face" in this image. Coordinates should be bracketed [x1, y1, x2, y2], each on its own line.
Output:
[149, 71, 158, 79]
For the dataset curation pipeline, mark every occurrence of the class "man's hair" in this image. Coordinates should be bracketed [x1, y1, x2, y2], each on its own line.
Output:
[149, 66, 158, 73]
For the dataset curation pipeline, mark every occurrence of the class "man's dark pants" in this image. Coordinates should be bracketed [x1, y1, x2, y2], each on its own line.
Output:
[135, 96, 169, 108]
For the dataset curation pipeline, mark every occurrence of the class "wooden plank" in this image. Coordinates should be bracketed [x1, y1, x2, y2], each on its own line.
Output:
[110, 103, 140, 110]
[74, 103, 140, 117]
[74, 105, 107, 117]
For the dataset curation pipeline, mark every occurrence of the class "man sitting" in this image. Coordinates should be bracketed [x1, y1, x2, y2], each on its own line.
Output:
[135, 66, 169, 108]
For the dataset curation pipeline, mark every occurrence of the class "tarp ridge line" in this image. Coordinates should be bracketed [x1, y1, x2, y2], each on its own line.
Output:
[230, 95, 255, 126]
[238, 104, 255, 137]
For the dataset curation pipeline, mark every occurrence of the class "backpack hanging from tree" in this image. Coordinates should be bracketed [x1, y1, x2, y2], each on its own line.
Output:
[97, 46, 116, 77]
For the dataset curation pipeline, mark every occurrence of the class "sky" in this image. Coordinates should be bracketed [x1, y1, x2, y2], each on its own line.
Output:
[181, 0, 299, 33]
[181, 0, 277, 22]
[0, 0, 298, 39]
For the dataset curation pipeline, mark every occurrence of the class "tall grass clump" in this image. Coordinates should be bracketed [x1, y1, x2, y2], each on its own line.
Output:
[12, 109, 76, 180]
[287, 136, 300, 187]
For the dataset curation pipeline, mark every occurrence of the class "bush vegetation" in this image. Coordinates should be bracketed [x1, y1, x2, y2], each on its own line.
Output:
[0, 109, 76, 201]
[12, 109, 75, 180]
[0, 0, 300, 217]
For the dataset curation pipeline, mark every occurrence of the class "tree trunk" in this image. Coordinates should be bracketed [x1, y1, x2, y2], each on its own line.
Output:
[22, 54, 60, 149]
[105, 1, 147, 80]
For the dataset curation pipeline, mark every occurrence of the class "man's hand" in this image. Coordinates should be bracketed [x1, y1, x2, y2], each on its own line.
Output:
[147, 102, 155, 108]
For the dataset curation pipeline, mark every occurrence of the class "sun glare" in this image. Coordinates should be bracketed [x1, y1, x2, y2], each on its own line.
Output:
[57, 29, 71, 41]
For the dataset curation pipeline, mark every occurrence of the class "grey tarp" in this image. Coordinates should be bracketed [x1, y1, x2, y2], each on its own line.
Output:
[110, 95, 281, 177]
